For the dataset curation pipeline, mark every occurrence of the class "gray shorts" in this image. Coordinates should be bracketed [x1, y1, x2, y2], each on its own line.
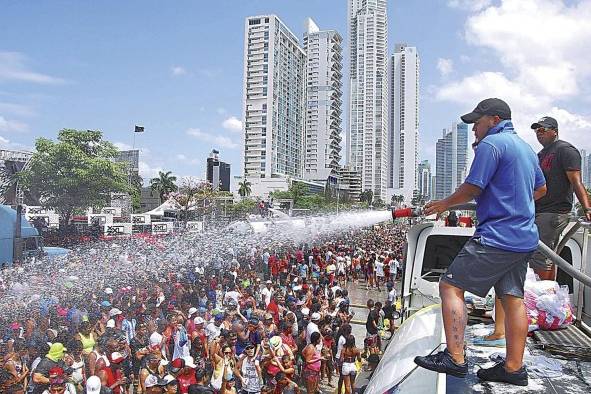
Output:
[442, 238, 533, 298]
[529, 212, 569, 271]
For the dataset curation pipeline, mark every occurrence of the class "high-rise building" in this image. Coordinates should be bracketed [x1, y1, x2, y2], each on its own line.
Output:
[389, 44, 420, 202]
[337, 166, 362, 202]
[417, 160, 431, 200]
[303, 18, 343, 183]
[114, 150, 139, 172]
[347, 0, 389, 200]
[242, 15, 306, 192]
[435, 122, 469, 199]
[207, 149, 231, 192]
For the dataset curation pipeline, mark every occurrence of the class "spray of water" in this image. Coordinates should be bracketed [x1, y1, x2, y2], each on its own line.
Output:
[0, 210, 392, 323]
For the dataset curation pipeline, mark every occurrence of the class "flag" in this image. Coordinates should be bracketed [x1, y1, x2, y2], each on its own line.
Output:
[134, 125, 144, 133]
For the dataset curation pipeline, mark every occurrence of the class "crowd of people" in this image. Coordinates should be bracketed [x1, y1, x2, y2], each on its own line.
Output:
[0, 215, 407, 394]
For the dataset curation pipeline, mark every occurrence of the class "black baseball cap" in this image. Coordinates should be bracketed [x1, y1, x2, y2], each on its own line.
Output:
[460, 98, 511, 124]
[531, 116, 558, 130]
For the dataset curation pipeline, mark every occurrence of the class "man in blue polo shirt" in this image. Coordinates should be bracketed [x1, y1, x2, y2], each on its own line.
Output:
[414, 98, 547, 386]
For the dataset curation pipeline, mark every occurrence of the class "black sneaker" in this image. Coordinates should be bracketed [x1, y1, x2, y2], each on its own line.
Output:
[477, 361, 528, 386]
[414, 348, 468, 378]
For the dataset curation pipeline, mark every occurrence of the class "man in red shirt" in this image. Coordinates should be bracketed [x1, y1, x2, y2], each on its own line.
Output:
[269, 254, 279, 281]
[175, 357, 197, 394]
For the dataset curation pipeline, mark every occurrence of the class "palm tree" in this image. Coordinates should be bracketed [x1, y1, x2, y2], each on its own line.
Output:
[238, 179, 252, 198]
[360, 190, 374, 205]
[150, 171, 178, 203]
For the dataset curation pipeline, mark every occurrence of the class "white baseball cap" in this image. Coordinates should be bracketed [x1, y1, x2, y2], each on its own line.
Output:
[109, 308, 122, 317]
[182, 355, 197, 369]
[301, 307, 310, 316]
[188, 307, 198, 316]
[86, 375, 102, 393]
[104, 287, 113, 295]
[194, 316, 205, 325]
[106, 319, 115, 328]
[311, 312, 321, 321]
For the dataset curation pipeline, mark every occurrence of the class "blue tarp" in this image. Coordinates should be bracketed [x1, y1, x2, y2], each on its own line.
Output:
[0, 205, 39, 265]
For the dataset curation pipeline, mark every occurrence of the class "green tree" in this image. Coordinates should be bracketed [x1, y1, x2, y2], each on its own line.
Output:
[227, 198, 257, 218]
[373, 197, 385, 209]
[289, 181, 309, 206]
[360, 190, 374, 205]
[150, 171, 178, 203]
[238, 179, 252, 198]
[17, 129, 129, 224]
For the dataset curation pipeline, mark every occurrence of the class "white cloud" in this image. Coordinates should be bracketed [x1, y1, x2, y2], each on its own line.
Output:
[113, 141, 133, 151]
[171, 66, 188, 76]
[176, 153, 199, 165]
[138, 160, 163, 181]
[436, 58, 454, 76]
[0, 135, 33, 151]
[222, 116, 243, 132]
[436, 0, 591, 150]
[0, 102, 35, 117]
[186, 128, 238, 149]
[0, 52, 65, 84]
[0, 115, 29, 133]
[447, 0, 492, 12]
[217, 108, 227, 115]
[464, 0, 591, 99]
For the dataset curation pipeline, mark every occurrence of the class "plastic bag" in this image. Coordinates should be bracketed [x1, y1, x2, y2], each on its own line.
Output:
[536, 285, 574, 330]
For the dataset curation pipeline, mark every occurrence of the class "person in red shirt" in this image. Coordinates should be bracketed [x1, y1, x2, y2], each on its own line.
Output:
[279, 319, 297, 352]
[266, 296, 280, 325]
[175, 357, 197, 394]
[269, 254, 279, 281]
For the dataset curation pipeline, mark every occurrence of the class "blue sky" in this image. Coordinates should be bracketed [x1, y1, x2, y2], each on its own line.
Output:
[1, 0, 591, 183]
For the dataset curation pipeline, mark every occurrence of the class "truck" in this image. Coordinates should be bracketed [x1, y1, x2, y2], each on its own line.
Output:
[364, 207, 591, 393]
[0, 204, 68, 266]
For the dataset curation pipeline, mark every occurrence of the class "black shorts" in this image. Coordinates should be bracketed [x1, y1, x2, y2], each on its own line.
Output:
[441, 238, 533, 298]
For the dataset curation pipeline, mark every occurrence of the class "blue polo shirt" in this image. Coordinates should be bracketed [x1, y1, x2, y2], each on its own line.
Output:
[465, 120, 545, 252]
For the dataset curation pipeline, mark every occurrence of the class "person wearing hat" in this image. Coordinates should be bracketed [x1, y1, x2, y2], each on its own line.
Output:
[83, 375, 105, 394]
[161, 374, 179, 394]
[185, 307, 198, 335]
[415, 98, 547, 386]
[261, 281, 273, 308]
[480, 115, 591, 347]
[32, 343, 69, 394]
[173, 356, 197, 393]
[144, 374, 165, 394]
[234, 341, 262, 394]
[306, 313, 321, 345]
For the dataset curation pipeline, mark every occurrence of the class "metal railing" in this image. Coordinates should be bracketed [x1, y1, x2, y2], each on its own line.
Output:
[537, 221, 591, 325]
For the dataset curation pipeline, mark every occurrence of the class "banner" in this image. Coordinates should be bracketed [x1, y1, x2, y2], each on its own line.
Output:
[152, 222, 173, 235]
[88, 214, 113, 226]
[186, 221, 204, 233]
[28, 214, 59, 228]
[104, 223, 132, 236]
[131, 214, 151, 225]
[101, 207, 122, 217]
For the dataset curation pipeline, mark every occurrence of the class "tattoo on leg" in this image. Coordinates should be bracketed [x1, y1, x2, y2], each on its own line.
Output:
[450, 308, 465, 352]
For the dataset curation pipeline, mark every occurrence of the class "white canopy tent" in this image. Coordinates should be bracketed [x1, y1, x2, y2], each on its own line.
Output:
[143, 198, 181, 217]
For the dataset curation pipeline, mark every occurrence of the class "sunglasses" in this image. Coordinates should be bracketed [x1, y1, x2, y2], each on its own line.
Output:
[245, 346, 255, 351]
[224, 351, 232, 354]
